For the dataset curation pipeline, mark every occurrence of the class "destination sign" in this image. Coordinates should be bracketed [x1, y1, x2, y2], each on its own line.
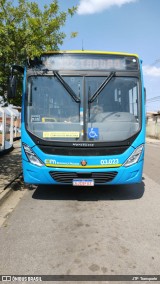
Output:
[41, 53, 139, 71]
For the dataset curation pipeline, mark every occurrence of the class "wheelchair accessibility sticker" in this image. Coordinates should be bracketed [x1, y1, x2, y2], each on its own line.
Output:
[88, 128, 99, 139]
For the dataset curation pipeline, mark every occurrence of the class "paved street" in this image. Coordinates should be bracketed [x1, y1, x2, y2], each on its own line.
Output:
[144, 143, 160, 185]
[0, 141, 160, 283]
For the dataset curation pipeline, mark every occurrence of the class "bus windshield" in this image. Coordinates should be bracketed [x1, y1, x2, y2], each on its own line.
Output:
[26, 75, 140, 142]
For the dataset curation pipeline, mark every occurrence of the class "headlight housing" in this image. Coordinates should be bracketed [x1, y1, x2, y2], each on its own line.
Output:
[22, 143, 44, 167]
[123, 144, 144, 167]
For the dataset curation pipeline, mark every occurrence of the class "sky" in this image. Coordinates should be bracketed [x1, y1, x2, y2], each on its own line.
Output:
[17, 0, 160, 111]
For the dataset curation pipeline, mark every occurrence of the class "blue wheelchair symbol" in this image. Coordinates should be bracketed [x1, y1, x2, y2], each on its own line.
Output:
[88, 128, 99, 139]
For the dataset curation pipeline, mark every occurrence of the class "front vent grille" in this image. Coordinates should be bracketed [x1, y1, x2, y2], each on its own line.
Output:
[39, 145, 128, 156]
[49, 171, 118, 184]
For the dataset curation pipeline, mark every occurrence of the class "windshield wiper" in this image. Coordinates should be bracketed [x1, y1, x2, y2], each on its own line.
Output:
[89, 71, 115, 103]
[54, 71, 80, 103]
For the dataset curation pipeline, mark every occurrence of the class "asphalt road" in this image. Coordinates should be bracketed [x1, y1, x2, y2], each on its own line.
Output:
[144, 143, 160, 185]
[0, 142, 160, 283]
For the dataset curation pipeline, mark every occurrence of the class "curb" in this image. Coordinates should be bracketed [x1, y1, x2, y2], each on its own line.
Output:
[0, 187, 13, 206]
[0, 173, 23, 206]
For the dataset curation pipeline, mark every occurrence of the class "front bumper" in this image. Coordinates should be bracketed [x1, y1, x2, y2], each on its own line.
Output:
[22, 159, 144, 185]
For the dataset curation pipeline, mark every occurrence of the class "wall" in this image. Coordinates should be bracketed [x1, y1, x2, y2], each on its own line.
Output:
[146, 116, 160, 139]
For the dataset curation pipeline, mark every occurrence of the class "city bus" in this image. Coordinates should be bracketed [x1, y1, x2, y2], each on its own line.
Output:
[8, 51, 145, 186]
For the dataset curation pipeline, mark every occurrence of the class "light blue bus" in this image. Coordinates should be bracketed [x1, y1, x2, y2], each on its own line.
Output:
[9, 51, 145, 186]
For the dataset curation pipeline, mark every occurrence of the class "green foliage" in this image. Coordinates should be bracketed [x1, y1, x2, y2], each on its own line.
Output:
[0, 0, 77, 105]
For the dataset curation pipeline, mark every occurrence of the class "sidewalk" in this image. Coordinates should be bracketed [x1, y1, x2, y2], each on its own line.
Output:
[146, 137, 160, 145]
[0, 140, 22, 205]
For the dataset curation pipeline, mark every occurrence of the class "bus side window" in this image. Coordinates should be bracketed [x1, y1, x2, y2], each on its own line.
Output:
[114, 88, 122, 111]
[129, 86, 138, 117]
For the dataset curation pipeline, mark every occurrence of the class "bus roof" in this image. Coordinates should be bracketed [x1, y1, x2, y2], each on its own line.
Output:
[42, 50, 139, 58]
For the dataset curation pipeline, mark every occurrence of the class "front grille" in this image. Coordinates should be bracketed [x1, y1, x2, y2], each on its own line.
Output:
[49, 171, 118, 184]
[39, 145, 128, 156]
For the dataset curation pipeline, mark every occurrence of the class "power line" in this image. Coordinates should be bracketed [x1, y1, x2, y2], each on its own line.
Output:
[147, 100, 160, 104]
[146, 96, 160, 103]
[151, 58, 160, 66]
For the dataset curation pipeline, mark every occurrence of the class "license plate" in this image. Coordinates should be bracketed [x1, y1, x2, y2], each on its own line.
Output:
[73, 179, 94, 186]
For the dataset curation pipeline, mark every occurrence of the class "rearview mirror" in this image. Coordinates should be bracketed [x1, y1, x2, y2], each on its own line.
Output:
[8, 76, 17, 98]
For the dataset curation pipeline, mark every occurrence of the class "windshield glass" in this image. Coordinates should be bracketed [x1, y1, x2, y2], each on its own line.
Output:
[26, 75, 140, 142]
[26, 76, 82, 141]
[87, 77, 140, 141]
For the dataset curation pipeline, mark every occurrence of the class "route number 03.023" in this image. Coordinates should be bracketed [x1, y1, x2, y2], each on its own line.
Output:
[100, 159, 119, 165]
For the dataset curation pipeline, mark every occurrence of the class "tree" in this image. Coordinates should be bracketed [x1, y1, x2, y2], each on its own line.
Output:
[0, 0, 77, 105]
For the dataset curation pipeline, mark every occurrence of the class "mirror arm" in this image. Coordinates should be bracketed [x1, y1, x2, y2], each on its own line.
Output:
[11, 65, 24, 76]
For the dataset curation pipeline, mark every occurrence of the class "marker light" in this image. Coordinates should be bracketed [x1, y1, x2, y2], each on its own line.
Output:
[123, 145, 144, 167]
[23, 143, 43, 167]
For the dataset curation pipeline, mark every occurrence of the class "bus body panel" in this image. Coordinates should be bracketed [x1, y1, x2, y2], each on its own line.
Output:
[20, 51, 145, 186]
[21, 123, 145, 185]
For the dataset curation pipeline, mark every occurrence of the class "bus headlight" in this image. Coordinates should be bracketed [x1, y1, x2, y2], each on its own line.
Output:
[23, 143, 44, 167]
[123, 145, 144, 167]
